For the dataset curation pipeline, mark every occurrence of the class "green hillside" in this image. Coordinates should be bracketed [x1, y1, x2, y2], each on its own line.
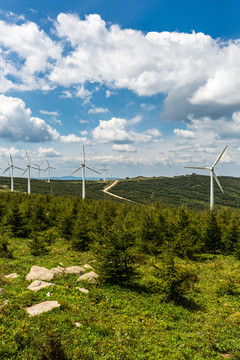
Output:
[109, 175, 240, 209]
[1, 174, 240, 210]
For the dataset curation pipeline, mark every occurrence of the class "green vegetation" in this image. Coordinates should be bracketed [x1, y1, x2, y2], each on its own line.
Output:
[1, 193, 240, 358]
[110, 175, 240, 209]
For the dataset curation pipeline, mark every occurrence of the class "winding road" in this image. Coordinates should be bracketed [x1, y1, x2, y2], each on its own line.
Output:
[103, 180, 137, 203]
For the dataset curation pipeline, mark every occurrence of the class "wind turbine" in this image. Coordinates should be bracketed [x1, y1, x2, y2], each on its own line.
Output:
[70, 145, 101, 199]
[3, 154, 23, 192]
[168, 163, 174, 177]
[185, 146, 227, 211]
[99, 164, 110, 182]
[34, 161, 44, 179]
[21, 151, 38, 194]
[44, 160, 55, 183]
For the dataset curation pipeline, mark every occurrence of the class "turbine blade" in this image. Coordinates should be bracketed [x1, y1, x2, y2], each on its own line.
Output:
[26, 151, 30, 164]
[21, 168, 28, 176]
[10, 154, 13, 165]
[83, 145, 85, 164]
[212, 146, 228, 168]
[213, 170, 224, 193]
[13, 166, 24, 171]
[86, 165, 101, 175]
[184, 166, 210, 170]
[70, 166, 82, 176]
[3, 167, 10, 174]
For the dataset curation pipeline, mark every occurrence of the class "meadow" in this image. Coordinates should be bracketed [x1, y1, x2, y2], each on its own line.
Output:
[1, 191, 240, 359]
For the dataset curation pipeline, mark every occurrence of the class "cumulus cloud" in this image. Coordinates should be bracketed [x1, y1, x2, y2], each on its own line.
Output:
[60, 133, 91, 144]
[173, 129, 195, 139]
[92, 117, 161, 144]
[112, 144, 136, 152]
[0, 95, 60, 142]
[0, 18, 61, 91]
[88, 106, 109, 114]
[38, 147, 61, 157]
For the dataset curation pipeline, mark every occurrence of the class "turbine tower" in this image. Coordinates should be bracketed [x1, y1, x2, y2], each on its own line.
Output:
[3, 154, 23, 192]
[100, 164, 110, 182]
[21, 151, 37, 194]
[44, 160, 56, 183]
[185, 146, 227, 211]
[70, 145, 100, 199]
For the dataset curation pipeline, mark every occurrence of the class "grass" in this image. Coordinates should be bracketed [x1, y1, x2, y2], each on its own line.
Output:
[1, 238, 240, 359]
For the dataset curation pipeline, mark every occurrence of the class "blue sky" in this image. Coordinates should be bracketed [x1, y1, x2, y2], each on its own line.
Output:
[0, 0, 240, 179]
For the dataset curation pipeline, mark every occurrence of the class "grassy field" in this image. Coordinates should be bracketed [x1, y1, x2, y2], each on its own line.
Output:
[1, 237, 240, 359]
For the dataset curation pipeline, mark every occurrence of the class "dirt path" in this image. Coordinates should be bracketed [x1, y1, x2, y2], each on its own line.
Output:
[103, 180, 137, 204]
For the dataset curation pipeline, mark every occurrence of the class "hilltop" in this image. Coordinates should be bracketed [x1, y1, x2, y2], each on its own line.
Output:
[0, 174, 239, 210]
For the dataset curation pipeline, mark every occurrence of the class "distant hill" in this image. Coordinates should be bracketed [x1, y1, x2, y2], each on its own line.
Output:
[107, 174, 240, 210]
[0, 174, 239, 210]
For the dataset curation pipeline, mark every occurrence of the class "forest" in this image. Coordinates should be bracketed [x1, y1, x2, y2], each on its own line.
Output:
[1, 191, 240, 358]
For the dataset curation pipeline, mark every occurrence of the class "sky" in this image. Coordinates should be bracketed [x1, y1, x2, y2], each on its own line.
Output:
[0, 0, 240, 179]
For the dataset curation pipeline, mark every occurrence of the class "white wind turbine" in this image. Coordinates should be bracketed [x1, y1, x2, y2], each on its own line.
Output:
[185, 146, 228, 211]
[44, 160, 56, 183]
[3, 154, 23, 192]
[70, 145, 101, 199]
[21, 151, 38, 194]
[99, 164, 110, 182]
[34, 161, 44, 179]
[168, 163, 174, 177]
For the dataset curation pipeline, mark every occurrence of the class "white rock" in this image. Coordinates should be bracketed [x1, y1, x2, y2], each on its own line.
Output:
[25, 301, 60, 316]
[75, 322, 82, 327]
[77, 271, 99, 282]
[83, 264, 93, 270]
[65, 266, 85, 275]
[26, 266, 54, 281]
[50, 266, 65, 275]
[27, 280, 54, 292]
[5, 273, 19, 280]
[76, 287, 89, 294]
[46, 292, 51, 297]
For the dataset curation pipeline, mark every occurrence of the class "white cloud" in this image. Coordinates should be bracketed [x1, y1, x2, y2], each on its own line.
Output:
[173, 129, 195, 139]
[0, 95, 60, 142]
[0, 18, 61, 91]
[88, 106, 109, 114]
[92, 117, 162, 144]
[128, 115, 142, 125]
[112, 144, 136, 152]
[146, 128, 162, 137]
[75, 85, 92, 101]
[38, 147, 61, 157]
[92, 117, 130, 143]
[60, 134, 91, 144]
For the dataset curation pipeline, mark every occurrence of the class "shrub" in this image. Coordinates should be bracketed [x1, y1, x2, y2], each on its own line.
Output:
[28, 233, 49, 256]
[92, 215, 138, 286]
[153, 251, 198, 302]
[0, 236, 13, 258]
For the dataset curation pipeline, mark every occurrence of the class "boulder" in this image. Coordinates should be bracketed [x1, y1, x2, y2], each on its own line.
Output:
[77, 271, 99, 282]
[50, 266, 65, 275]
[83, 264, 93, 270]
[76, 287, 89, 294]
[0, 288, 4, 295]
[65, 266, 85, 275]
[26, 266, 54, 281]
[27, 280, 54, 292]
[25, 301, 60, 316]
[5, 273, 19, 280]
